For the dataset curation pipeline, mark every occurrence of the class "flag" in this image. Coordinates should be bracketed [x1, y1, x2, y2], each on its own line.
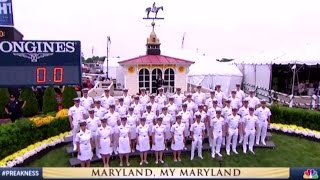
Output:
[91, 46, 94, 55]
[107, 36, 111, 44]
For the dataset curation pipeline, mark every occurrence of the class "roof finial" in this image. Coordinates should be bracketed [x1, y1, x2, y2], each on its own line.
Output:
[151, 20, 155, 32]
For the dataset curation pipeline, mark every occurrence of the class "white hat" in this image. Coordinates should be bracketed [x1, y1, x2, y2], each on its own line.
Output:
[194, 112, 201, 117]
[243, 97, 250, 102]
[231, 106, 238, 110]
[94, 98, 102, 102]
[73, 97, 80, 101]
[249, 106, 255, 110]
[215, 107, 222, 112]
[79, 119, 87, 125]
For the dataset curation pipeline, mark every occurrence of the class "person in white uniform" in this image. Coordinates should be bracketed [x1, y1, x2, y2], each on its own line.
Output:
[215, 85, 226, 108]
[105, 105, 120, 155]
[139, 88, 150, 112]
[255, 99, 271, 145]
[117, 117, 131, 167]
[248, 90, 260, 108]
[152, 117, 166, 164]
[221, 99, 232, 146]
[235, 84, 245, 102]
[101, 89, 115, 110]
[225, 107, 241, 155]
[116, 98, 128, 117]
[75, 120, 93, 167]
[207, 98, 218, 147]
[86, 109, 101, 158]
[97, 118, 113, 167]
[156, 87, 167, 112]
[173, 88, 185, 111]
[230, 90, 242, 109]
[136, 117, 151, 165]
[166, 96, 178, 122]
[190, 113, 205, 160]
[243, 106, 258, 154]
[122, 89, 132, 107]
[80, 88, 94, 111]
[94, 99, 108, 120]
[205, 91, 215, 109]
[238, 98, 250, 144]
[185, 94, 197, 119]
[210, 108, 224, 158]
[68, 98, 87, 151]
[142, 105, 157, 133]
[171, 115, 185, 162]
[131, 96, 144, 118]
[127, 107, 139, 152]
[192, 85, 206, 108]
[147, 94, 159, 115]
[179, 103, 192, 139]
[159, 107, 173, 149]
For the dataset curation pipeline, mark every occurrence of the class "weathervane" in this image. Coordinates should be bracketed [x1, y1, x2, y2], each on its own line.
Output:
[143, 2, 164, 20]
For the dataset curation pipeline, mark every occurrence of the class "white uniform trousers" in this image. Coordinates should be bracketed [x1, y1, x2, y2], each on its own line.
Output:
[243, 128, 255, 153]
[211, 130, 222, 155]
[208, 127, 213, 147]
[226, 128, 238, 154]
[190, 134, 203, 160]
[72, 123, 80, 150]
[256, 120, 268, 144]
[91, 131, 100, 158]
[112, 126, 119, 154]
[238, 122, 244, 143]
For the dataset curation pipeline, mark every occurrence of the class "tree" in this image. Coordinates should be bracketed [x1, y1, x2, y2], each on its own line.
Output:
[62, 86, 78, 109]
[0, 88, 9, 118]
[42, 87, 58, 114]
[20, 88, 38, 117]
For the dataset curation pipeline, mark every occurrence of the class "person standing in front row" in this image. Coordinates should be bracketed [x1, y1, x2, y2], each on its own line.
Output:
[225, 107, 241, 156]
[190, 113, 205, 160]
[75, 120, 93, 167]
[136, 117, 151, 165]
[152, 117, 166, 164]
[243, 106, 258, 154]
[171, 115, 185, 162]
[97, 118, 113, 167]
[255, 99, 271, 145]
[210, 107, 224, 158]
[117, 117, 131, 167]
[86, 109, 100, 158]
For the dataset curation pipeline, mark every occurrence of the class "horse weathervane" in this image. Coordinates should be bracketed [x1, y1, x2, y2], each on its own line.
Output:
[143, 2, 164, 20]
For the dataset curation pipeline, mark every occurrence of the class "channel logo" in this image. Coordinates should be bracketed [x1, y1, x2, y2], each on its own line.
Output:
[303, 169, 319, 179]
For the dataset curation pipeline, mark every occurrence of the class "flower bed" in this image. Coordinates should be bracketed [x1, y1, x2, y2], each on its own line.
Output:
[269, 123, 320, 139]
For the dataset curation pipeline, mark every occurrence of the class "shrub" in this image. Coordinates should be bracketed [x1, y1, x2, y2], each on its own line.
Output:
[20, 88, 38, 117]
[0, 88, 9, 118]
[271, 104, 320, 131]
[62, 86, 78, 109]
[42, 87, 58, 114]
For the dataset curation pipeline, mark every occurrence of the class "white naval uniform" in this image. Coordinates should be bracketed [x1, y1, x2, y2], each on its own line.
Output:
[226, 114, 241, 154]
[173, 93, 185, 111]
[117, 124, 131, 154]
[101, 95, 115, 110]
[147, 102, 159, 115]
[80, 96, 94, 111]
[139, 95, 150, 112]
[116, 104, 128, 117]
[206, 107, 217, 147]
[97, 125, 113, 155]
[156, 94, 167, 112]
[186, 101, 197, 119]
[94, 107, 108, 120]
[166, 103, 178, 122]
[68, 105, 87, 148]
[86, 116, 100, 157]
[215, 91, 226, 108]
[142, 111, 157, 132]
[238, 106, 249, 143]
[152, 124, 166, 151]
[159, 113, 173, 140]
[192, 92, 206, 107]
[243, 114, 258, 153]
[122, 95, 132, 107]
[236, 89, 245, 102]
[136, 124, 151, 152]
[254, 107, 271, 144]
[178, 110, 192, 137]
[170, 123, 185, 151]
[193, 110, 207, 123]
[205, 97, 215, 109]
[131, 102, 143, 118]
[190, 121, 205, 159]
[230, 97, 242, 109]
[127, 114, 139, 140]
[221, 106, 231, 145]
[105, 111, 120, 153]
[248, 96, 260, 109]
[210, 116, 225, 156]
[75, 129, 93, 161]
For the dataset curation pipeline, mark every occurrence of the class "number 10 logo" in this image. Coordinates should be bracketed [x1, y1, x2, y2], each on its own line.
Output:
[36, 67, 64, 83]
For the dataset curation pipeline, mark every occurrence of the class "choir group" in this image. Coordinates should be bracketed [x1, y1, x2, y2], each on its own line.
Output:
[68, 84, 271, 167]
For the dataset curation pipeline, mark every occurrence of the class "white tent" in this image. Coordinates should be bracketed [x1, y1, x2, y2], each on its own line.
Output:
[102, 57, 125, 89]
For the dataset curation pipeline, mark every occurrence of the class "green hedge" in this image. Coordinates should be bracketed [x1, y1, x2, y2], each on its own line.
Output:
[42, 87, 58, 114]
[0, 88, 9, 119]
[20, 88, 38, 117]
[0, 117, 70, 160]
[62, 86, 78, 109]
[271, 105, 320, 131]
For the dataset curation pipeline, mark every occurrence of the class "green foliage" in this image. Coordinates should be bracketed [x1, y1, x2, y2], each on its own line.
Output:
[20, 88, 38, 117]
[0, 88, 9, 118]
[42, 87, 58, 114]
[61, 86, 78, 109]
[271, 104, 320, 131]
[0, 117, 70, 159]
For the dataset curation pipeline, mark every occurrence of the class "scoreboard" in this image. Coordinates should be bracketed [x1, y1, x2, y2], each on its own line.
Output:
[0, 40, 82, 87]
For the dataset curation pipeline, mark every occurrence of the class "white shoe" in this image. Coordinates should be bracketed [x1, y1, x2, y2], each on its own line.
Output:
[250, 150, 255, 154]
[178, 158, 181, 162]
[233, 150, 238, 154]
[73, 146, 77, 151]
[190, 157, 194, 161]
[198, 156, 203, 159]
[165, 148, 168, 151]
[217, 153, 222, 157]
[256, 142, 259, 145]
[155, 161, 158, 164]
[262, 142, 266, 145]
[139, 162, 143, 166]
[211, 154, 215, 158]
[227, 151, 230, 156]
[174, 159, 177, 162]
[160, 160, 164, 164]
[144, 161, 149, 164]
[243, 151, 247, 154]
[97, 155, 102, 159]
[184, 147, 187, 150]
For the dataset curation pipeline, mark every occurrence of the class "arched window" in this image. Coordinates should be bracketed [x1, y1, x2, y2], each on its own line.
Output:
[164, 68, 175, 93]
[139, 68, 150, 92]
[152, 68, 162, 94]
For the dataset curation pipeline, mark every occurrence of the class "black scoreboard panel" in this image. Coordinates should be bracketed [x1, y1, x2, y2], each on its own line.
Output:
[0, 26, 14, 40]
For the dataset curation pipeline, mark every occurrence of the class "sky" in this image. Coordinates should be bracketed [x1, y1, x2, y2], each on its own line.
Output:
[11, 0, 320, 60]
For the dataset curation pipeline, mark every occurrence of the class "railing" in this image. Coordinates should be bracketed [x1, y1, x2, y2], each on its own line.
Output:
[243, 82, 320, 110]
[88, 81, 114, 98]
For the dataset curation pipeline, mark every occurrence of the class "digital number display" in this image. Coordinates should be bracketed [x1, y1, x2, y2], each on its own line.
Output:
[0, 40, 82, 87]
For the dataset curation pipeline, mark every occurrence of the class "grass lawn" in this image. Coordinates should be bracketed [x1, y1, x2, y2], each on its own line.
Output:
[25, 133, 320, 167]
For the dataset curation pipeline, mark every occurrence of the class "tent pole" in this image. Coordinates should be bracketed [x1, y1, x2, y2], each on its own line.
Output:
[290, 63, 296, 107]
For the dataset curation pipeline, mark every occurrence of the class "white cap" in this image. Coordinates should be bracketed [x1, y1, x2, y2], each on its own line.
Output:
[215, 107, 222, 112]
